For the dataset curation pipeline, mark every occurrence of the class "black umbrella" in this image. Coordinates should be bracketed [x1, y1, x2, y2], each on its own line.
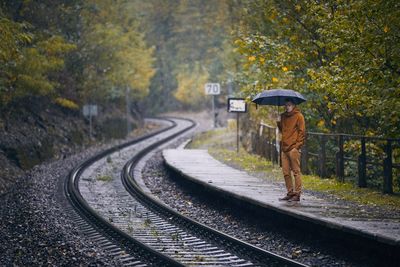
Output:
[252, 88, 306, 106]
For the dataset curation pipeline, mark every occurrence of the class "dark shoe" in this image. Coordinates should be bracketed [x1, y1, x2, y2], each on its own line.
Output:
[279, 192, 295, 201]
[288, 194, 300, 202]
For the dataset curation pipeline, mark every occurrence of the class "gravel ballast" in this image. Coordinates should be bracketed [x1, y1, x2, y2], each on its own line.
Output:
[141, 151, 382, 267]
[0, 113, 210, 266]
[1, 110, 382, 266]
[0, 142, 131, 266]
[0, 118, 165, 267]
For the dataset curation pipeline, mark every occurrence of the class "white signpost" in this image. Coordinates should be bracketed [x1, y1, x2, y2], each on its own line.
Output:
[227, 98, 247, 113]
[83, 105, 98, 117]
[205, 83, 220, 128]
[83, 104, 98, 140]
[227, 98, 247, 153]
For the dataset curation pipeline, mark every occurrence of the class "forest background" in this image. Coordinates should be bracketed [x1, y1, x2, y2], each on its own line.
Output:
[1, 0, 399, 192]
[1, 0, 399, 137]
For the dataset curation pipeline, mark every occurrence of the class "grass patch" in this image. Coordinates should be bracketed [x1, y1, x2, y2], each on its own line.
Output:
[190, 127, 400, 210]
[303, 175, 400, 208]
[188, 128, 233, 150]
[144, 218, 152, 227]
[210, 148, 278, 176]
[97, 175, 113, 182]
[194, 255, 205, 262]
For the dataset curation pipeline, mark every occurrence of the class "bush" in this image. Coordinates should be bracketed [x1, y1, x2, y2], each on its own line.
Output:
[54, 97, 79, 110]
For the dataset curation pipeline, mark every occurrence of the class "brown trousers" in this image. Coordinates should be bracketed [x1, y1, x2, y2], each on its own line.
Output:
[281, 148, 302, 194]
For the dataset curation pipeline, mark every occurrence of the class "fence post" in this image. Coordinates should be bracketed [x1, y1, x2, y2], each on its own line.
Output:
[383, 140, 393, 194]
[260, 127, 265, 159]
[358, 137, 367, 187]
[251, 132, 256, 154]
[319, 135, 327, 178]
[336, 135, 345, 182]
[262, 136, 268, 158]
[255, 125, 261, 156]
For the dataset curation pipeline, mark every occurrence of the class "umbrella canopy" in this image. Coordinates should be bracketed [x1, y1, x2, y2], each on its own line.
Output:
[252, 88, 306, 106]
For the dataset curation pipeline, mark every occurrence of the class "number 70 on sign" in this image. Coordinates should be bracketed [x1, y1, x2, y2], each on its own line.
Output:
[204, 83, 220, 95]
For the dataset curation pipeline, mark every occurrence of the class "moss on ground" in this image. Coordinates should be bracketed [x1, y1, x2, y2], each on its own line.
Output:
[97, 175, 113, 182]
[189, 127, 400, 210]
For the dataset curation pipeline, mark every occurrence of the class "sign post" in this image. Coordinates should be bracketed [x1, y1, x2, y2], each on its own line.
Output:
[126, 86, 131, 136]
[227, 98, 247, 153]
[205, 83, 220, 128]
[83, 104, 98, 140]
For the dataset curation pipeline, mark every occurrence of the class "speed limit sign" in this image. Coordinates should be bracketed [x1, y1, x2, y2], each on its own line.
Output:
[204, 83, 220, 95]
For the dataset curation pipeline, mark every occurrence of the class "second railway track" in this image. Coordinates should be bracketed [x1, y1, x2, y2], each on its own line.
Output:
[65, 117, 308, 266]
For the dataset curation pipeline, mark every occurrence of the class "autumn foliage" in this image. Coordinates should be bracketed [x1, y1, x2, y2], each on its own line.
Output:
[232, 0, 400, 137]
[0, 0, 155, 111]
[1, 0, 399, 138]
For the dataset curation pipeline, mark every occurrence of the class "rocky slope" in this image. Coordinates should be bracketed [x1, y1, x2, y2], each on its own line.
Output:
[0, 97, 136, 195]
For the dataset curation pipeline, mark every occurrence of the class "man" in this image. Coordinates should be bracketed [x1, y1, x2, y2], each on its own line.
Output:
[277, 98, 306, 202]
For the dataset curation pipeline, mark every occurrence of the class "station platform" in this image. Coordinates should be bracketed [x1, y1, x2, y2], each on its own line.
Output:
[162, 149, 400, 250]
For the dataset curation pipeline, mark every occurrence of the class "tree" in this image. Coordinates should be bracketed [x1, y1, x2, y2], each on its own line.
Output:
[0, 7, 75, 106]
[1, 0, 155, 115]
[232, 0, 400, 137]
[136, 0, 236, 111]
[79, 0, 155, 107]
[173, 63, 209, 109]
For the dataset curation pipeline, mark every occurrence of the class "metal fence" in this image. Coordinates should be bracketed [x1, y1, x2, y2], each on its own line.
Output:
[250, 122, 400, 194]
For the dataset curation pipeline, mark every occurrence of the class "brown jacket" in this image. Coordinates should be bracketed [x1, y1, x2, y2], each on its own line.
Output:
[277, 108, 305, 152]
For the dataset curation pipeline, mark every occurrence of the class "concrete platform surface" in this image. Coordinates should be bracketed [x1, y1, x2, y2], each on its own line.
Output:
[162, 149, 400, 247]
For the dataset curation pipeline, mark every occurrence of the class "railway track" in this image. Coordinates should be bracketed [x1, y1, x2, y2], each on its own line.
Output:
[65, 117, 308, 266]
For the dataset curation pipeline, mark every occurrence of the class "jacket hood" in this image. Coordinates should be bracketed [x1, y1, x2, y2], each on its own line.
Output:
[282, 107, 300, 117]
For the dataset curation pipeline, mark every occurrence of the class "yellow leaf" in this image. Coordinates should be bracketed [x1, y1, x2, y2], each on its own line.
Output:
[295, 5, 301, 11]
[282, 66, 288, 72]
[272, 77, 279, 83]
[269, 11, 277, 21]
[248, 56, 256, 61]
[384, 26, 389, 33]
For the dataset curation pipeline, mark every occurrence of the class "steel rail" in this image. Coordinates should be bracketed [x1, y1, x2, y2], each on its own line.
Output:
[66, 116, 308, 266]
[65, 118, 185, 266]
[122, 118, 309, 267]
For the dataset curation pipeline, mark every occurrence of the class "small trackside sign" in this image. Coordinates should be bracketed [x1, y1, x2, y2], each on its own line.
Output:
[227, 98, 247, 113]
[83, 104, 98, 117]
[204, 83, 220, 95]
